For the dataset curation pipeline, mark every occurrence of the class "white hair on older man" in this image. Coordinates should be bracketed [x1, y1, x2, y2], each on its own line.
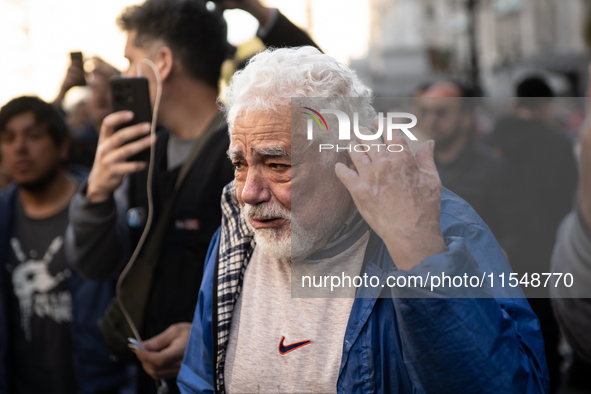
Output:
[222, 46, 377, 163]
[226, 46, 372, 260]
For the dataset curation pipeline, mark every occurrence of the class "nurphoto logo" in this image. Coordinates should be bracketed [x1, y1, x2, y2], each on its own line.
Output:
[303, 107, 418, 152]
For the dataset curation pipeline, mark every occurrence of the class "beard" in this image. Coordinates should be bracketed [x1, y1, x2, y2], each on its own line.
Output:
[241, 202, 317, 261]
[18, 163, 61, 193]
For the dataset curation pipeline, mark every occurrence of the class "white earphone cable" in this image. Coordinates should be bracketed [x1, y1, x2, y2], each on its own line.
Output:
[114, 59, 168, 393]
[114, 59, 161, 342]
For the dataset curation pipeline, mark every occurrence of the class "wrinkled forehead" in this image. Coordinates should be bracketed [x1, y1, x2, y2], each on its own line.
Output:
[230, 106, 291, 141]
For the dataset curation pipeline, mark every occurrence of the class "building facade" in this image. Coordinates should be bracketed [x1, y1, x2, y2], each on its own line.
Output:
[349, 0, 590, 96]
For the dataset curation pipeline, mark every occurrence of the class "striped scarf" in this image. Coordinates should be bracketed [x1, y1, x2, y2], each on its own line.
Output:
[215, 181, 255, 393]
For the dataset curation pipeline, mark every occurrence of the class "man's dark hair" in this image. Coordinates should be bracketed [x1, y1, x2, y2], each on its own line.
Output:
[117, 0, 228, 89]
[0, 96, 69, 147]
[516, 76, 554, 109]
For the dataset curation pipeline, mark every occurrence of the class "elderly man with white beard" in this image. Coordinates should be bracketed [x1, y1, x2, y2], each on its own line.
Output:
[177, 47, 549, 394]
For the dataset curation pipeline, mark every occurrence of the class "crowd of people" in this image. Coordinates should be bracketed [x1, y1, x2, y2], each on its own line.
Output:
[0, 0, 590, 393]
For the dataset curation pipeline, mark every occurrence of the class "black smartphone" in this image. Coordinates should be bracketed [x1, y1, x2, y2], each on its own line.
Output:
[110, 76, 153, 162]
[69, 51, 86, 86]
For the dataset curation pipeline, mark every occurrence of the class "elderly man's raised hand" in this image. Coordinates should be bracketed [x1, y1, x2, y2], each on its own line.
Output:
[335, 118, 446, 271]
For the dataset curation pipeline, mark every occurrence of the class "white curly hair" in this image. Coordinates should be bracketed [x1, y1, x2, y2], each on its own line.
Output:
[222, 46, 376, 160]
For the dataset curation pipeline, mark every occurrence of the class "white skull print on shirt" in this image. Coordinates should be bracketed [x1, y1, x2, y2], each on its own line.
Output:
[5, 198, 73, 342]
[5, 199, 78, 393]
[9, 236, 71, 341]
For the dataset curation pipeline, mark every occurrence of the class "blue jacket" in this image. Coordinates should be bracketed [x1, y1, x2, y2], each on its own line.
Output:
[0, 170, 129, 394]
[177, 186, 549, 393]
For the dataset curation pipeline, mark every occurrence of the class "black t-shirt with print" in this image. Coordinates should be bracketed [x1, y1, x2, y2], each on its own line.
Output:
[4, 197, 77, 394]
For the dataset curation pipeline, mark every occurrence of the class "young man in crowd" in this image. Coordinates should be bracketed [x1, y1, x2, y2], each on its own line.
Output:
[178, 46, 549, 394]
[420, 80, 524, 261]
[0, 96, 128, 394]
[65, 0, 318, 392]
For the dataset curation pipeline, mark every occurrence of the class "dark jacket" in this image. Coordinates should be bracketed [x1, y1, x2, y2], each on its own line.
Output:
[66, 126, 235, 393]
[128, 128, 235, 340]
[0, 169, 128, 394]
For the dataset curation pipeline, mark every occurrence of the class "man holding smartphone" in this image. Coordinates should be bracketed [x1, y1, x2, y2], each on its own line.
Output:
[65, 0, 319, 392]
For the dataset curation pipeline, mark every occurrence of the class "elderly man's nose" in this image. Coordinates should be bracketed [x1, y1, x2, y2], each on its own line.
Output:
[241, 171, 271, 205]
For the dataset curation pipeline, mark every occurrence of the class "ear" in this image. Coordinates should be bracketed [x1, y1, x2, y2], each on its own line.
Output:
[155, 46, 174, 82]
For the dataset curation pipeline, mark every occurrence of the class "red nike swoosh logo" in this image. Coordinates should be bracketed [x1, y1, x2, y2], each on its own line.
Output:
[278, 336, 311, 355]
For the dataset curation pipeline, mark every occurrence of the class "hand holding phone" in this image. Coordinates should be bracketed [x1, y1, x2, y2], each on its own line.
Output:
[86, 77, 154, 203]
[55, 52, 86, 105]
[69, 52, 86, 87]
[110, 77, 153, 162]
[86, 111, 154, 203]
[110, 77, 152, 130]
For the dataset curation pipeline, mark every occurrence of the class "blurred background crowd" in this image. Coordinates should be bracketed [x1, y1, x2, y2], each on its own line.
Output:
[1, 0, 591, 393]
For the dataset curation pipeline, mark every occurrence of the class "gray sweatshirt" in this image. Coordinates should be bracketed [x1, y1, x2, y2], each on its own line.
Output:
[550, 210, 591, 362]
